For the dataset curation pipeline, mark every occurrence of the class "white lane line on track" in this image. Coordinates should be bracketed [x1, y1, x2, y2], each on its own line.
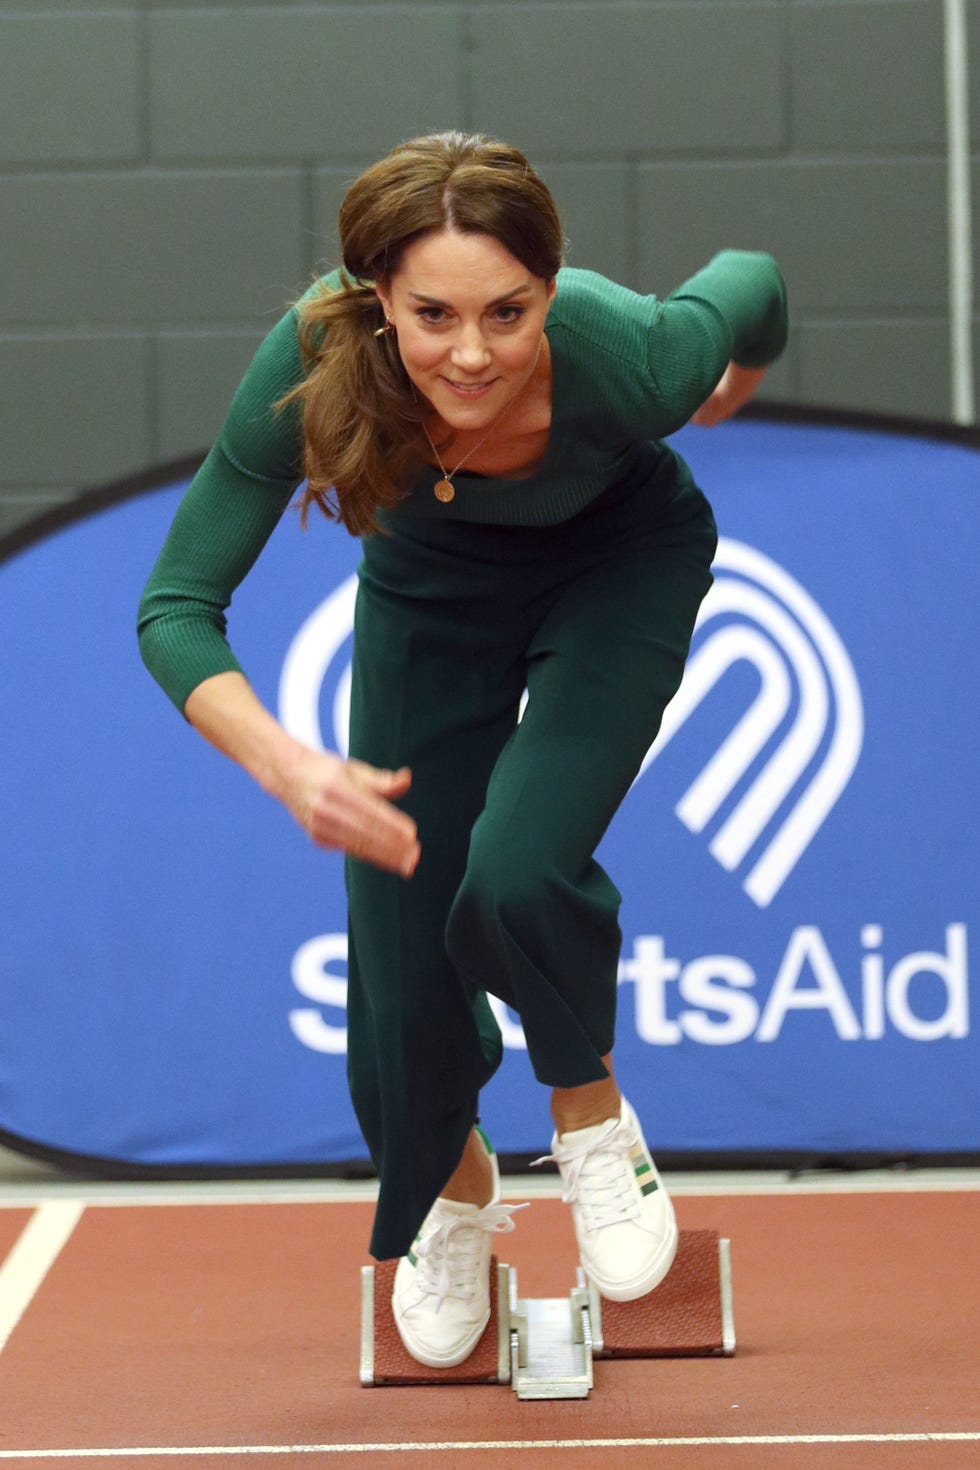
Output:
[0, 1201, 85, 1354]
[0, 1434, 978, 1458]
[0, 1169, 979, 1210]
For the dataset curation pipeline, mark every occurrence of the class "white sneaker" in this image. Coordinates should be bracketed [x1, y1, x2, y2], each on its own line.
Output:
[536, 1097, 678, 1301]
[391, 1143, 525, 1368]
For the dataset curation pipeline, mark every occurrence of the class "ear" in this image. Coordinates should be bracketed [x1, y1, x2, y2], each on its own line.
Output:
[545, 277, 558, 306]
[374, 279, 393, 320]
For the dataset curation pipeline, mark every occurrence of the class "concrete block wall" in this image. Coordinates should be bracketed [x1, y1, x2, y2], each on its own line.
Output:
[1, 0, 976, 540]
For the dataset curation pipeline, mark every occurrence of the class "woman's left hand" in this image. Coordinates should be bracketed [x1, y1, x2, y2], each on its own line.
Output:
[691, 363, 768, 427]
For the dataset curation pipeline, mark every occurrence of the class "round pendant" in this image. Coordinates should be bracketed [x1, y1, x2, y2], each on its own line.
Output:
[434, 478, 455, 503]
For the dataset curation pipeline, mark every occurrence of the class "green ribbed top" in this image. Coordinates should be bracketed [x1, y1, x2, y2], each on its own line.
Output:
[138, 251, 787, 711]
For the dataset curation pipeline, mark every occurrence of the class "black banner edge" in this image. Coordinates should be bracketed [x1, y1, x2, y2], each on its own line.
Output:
[1, 1123, 977, 1184]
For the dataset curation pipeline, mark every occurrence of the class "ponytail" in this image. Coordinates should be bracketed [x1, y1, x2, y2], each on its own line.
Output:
[278, 273, 423, 537]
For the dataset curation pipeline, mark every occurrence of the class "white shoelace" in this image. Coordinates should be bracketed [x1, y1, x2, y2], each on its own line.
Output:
[412, 1201, 527, 1310]
[532, 1117, 647, 1232]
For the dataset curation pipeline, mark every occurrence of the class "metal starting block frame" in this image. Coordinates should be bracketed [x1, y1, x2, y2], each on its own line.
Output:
[360, 1229, 735, 1399]
[508, 1267, 595, 1399]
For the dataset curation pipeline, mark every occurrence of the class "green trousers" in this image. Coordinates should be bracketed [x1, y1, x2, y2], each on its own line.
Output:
[345, 472, 717, 1259]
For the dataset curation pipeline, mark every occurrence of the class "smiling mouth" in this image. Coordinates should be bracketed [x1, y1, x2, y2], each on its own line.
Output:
[443, 379, 496, 396]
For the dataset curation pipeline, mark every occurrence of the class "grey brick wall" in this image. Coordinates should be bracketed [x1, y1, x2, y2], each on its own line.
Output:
[0, 0, 974, 538]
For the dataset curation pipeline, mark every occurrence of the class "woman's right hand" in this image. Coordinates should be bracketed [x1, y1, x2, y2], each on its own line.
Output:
[281, 747, 421, 878]
[184, 672, 420, 879]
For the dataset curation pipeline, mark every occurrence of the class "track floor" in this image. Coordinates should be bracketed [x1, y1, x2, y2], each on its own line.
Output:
[0, 1177, 977, 1468]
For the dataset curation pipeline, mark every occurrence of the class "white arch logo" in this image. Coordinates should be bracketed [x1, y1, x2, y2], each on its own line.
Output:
[638, 537, 864, 907]
[278, 540, 864, 908]
[278, 572, 357, 758]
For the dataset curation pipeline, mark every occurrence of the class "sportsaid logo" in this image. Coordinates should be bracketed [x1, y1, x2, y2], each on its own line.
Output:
[289, 924, 970, 1055]
[280, 544, 969, 1052]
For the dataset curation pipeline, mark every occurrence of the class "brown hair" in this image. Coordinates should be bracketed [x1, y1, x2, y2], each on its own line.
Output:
[279, 132, 564, 536]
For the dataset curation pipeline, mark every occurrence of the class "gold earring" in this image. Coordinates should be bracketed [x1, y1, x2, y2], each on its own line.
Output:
[373, 318, 393, 337]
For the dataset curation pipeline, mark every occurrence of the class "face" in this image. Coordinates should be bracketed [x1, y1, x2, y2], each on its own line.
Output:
[375, 228, 556, 431]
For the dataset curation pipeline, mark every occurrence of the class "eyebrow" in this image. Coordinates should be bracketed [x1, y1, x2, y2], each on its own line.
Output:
[407, 284, 535, 309]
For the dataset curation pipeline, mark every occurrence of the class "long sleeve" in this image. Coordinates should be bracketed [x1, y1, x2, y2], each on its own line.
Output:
[548, 252, 788, 444]
[662, 249, 788, 372]
[642, 250, 787, 430]
[137, 305, 307, 713]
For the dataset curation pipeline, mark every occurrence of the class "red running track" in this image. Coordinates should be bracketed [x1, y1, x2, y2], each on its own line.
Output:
[0, 1183, 977, 1469]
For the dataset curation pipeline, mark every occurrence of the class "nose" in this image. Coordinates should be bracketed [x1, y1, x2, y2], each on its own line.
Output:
[450, 323, 491, 373]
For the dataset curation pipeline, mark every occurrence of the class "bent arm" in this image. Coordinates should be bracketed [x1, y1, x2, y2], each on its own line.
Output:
[645, 250, 788, 432]
[137, 302, 420, 877]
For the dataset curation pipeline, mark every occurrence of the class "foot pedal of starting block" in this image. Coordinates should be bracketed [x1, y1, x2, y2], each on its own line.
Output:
[590, 1230, 736, 1359]
[360, 1256, 511, 1386]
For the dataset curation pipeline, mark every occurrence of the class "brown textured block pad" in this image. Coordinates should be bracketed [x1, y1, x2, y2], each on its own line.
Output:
[596, 1229, 730, 1358]
[370, 1255, 502, 1385]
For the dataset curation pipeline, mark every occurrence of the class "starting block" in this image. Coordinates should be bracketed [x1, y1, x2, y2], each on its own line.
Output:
[360, 1229, 735, 1399]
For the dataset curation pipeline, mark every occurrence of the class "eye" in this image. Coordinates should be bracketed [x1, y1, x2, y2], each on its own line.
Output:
[493, 305, 527, 325]
[416, 306, 449, 325]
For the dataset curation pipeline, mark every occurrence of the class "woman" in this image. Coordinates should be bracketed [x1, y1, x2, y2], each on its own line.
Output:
[139, 131, 787, 1370]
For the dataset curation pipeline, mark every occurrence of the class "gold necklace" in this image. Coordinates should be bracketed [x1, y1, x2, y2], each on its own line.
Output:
[421, 402, 513, 504]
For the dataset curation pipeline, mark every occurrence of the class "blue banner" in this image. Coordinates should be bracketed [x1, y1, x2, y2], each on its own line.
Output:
[1, 414, 977, 1168]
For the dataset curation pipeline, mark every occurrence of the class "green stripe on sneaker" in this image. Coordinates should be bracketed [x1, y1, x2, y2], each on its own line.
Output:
[640, 1179, 660, 1196]
[407, 1248, 418, 1266]
[634, 1161, 652, 1177]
